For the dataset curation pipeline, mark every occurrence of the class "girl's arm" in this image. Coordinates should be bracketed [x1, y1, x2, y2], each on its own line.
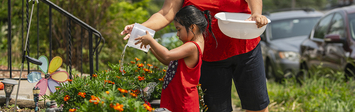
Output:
[136, 31, 196, 63]
[150, 48, 170, 65]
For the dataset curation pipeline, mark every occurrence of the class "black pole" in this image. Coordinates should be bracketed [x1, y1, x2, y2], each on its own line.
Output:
[26, 0, 30, 75]
[67, 18, 72, 80]
[21, 0, 24, 75]
[95, 35, 98, 72]
[8, 0, 12, 78]
[89, 31, 93, 78]
[37, 2, 39, 70]
[81, 27, 83, 77]
[49, 6, 52, 60]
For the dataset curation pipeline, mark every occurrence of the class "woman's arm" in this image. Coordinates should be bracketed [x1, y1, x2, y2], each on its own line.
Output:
[245, 0, 268, 28]
[121, 0, 183, 40]
[142, 0, 183, 31]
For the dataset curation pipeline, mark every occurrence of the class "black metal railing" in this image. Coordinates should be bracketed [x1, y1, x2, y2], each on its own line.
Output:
[1, 0, 105, 80]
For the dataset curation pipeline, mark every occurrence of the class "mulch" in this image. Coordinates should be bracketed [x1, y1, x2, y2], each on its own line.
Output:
[0, 65, 40, 79]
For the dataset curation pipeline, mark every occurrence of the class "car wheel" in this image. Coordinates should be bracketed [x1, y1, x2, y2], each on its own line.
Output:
[265, 60, 281, 82]
[344, 65, 355, 82]
[296, 63, 308, 85]
[265, 60, 273, 79]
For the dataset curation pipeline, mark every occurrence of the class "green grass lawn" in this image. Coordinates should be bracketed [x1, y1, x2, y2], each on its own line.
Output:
[232, 69, 355, 111]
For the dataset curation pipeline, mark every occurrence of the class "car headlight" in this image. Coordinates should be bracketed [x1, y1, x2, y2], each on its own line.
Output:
[278, 51, 299, 61]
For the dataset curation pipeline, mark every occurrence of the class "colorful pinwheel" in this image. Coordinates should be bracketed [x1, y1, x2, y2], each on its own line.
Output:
[27, 55, 69, 96]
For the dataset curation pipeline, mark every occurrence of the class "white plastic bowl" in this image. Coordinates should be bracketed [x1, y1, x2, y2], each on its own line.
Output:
[215, 12, 271, 39]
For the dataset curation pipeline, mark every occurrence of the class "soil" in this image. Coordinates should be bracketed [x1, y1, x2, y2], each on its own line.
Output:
[0, 106, 36, 112]
[0, 65, 45, 79]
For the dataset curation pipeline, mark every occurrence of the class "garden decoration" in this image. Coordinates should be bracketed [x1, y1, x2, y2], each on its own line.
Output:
[1, 78, 18, 107]
[141, 82, 158, 104]
[33, 87, 40, 112]
[27, 55, 69, 96]
[45, 100, 63, 112]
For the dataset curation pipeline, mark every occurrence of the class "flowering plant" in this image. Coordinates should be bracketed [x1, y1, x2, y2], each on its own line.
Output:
[47, 57, 207, 111]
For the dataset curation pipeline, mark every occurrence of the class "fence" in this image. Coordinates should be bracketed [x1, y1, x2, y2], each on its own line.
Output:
[1, 0, 105, 80]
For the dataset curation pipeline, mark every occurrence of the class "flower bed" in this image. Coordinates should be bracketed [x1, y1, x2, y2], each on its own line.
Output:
[46, 57, 207, 112]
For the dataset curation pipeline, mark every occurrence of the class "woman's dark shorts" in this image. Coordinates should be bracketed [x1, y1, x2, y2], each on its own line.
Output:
[200, 43, 270, 111]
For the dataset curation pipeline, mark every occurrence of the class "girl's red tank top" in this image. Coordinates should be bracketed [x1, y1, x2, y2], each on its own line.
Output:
[182, 0, 260, 62]
[160, 41, 202, 112]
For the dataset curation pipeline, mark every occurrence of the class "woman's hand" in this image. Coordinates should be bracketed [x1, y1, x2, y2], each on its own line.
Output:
[245, 14, 268, 28]
[135, 31, 153, 49]
[120, 24, 134, 40]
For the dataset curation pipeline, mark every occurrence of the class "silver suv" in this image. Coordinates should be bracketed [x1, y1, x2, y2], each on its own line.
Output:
[260, 9, 323, 82]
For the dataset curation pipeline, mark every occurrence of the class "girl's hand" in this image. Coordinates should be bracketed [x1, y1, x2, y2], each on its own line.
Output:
[120, 24, 134, 40]
[135, 31, 152, 49]
[245, 14, 268, 28]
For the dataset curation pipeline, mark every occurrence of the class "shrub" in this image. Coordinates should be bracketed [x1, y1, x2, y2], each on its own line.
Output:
[47, 57, 165, 111]
[47, 57, 207, 112]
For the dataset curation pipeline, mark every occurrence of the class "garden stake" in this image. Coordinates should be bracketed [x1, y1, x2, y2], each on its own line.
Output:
[14, 0, 40, 112]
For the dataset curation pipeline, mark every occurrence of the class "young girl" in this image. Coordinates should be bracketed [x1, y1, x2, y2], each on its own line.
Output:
[135, 5, 215, 112]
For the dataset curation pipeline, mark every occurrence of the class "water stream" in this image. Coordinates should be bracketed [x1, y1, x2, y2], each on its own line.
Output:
[119, 44, 128, 75]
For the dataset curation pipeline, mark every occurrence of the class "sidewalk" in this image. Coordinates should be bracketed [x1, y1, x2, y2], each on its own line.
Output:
[0, 79, 48, 108]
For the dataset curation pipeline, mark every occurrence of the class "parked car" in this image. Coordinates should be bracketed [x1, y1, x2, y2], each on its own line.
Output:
[260, 9, 323, 81]
[299, 5, 355, 80]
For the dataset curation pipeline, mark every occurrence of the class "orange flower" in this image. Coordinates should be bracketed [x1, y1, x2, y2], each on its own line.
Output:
[159, 78, 164, 82]
[131, 89, 140, 94]
[154, 66, 159, 69]
[78, 92, 86, 98]
[116, 76, 120, 79]
[92, 74, 97, 78]
[67, 79, 72, 82]
[143, 68, 150, 72]
[138, 76, 145, 81]
[55, 87, 60, 91]
[113, 103, 124, 111]
[106, 91, 110, 94]
[143, 103, 153, 111]
[110, 103, 114, 108]
[69, 108, 77, 112]
[130, 93, 137, 97]
[111, 82, 115, 84]
[89, 95, 100, 105]
[130, 61, 135, 64]
[64, 95, 70, 102]
[163, 69, 166, 72]
[135, 57, 140, 61]
[137, 63, 144, 67]
[105, 70, 108, 73]
[147, 64, 153, 67]
[118, 88, 128, 93]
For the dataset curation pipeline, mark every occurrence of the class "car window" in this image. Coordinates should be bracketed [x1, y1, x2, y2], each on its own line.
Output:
[313, 14, 334, 39]
[329, 13, 346, 38]
[270, 17, 320, 40]
[349, 13, 355, 40]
